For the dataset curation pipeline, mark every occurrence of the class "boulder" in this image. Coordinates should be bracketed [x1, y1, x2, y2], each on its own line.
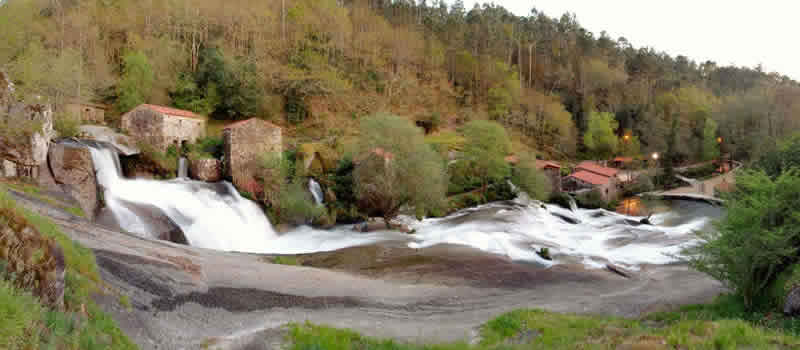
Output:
[189, 158, 222, 182]
[785, 287, 800, 316]
[297, 142, 338, 177]
[48, 142, 100, 219]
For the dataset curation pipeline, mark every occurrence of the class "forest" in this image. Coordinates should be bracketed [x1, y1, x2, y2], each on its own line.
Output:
[2, 0, 799, 164]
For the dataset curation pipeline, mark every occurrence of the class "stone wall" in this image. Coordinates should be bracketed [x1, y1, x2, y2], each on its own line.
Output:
[121, 107, 165, 150]
[121, 106, 206, 152]
[223, 119, 282, 197]
[189, 158, 222, 182]
[0, 74, 55, 180]
[162, 114, 205, 150]
[64, 103, 105, 124]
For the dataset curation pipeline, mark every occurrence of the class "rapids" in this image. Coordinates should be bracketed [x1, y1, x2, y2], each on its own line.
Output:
[86, 142, 721, 268]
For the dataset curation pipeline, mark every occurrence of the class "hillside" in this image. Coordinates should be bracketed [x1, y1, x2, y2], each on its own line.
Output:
[2, 0, 798, 162]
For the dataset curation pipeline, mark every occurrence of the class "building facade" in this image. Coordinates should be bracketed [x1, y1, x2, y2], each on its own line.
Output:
[120, 104, 206, 152]
[565, 161, 621, 201]
[223, 118, 282, 197]
[64, 102, 107, 124]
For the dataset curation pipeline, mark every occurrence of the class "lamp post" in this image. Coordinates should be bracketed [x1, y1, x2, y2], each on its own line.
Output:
[652, 152, 660, 188]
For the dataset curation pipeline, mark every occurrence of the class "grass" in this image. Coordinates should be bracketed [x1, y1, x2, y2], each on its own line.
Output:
[286, 307, 800, 350]
[0, 188, 137, 350]
[270, 256, 300, 266]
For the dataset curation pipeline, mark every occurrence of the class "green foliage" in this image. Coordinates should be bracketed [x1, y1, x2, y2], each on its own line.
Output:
[116, 51, 154, 114]
[288, 308, 800, 350]
[188, 137, 223, 160]
[684, 169, 800, 309]
[354, 114, 447, 224]
[276, 182, 326, 225]
[622, 174, 654, 196]
[0, 278, 43, 350]
[54, 112, 81, 138]
[270, 256, 299, 266]
[575, 189, 606, 209]
[171, 47, 262, 119]
[415, 112, 442, 134]
[487, 86, 512, 121]
[757, 134, 800, 178]
[512, 157, 552, 201]
[461, 120, 511, 194]
[702, 118, 721, 161]
[583, 111, 619, 159]
[331, 157, 356, 207]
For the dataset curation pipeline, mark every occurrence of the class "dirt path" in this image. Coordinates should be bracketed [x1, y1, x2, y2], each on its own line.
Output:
[13, 191, 723, 350]
[663, 163, 739, 196]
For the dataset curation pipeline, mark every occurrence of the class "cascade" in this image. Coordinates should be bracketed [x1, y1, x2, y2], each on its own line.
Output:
[88, 144, 278, 253]
[308, 178, 324, 206]
[178, 157, 188, 178]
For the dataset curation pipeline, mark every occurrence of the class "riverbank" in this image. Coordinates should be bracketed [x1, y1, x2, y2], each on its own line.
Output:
[8, 185, 725, 349]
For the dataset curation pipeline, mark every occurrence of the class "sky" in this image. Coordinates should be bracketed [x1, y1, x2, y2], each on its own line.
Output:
[459, 0, 799, 81]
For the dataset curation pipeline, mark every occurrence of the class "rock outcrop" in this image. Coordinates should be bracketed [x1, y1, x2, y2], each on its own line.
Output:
[189, 158, 222, 182]
[48, 142, 100, 219]
[0, 201, 66, 310]
[77, 125, 139, 156]
[297, 142, 338, 177]
[0, 72, 56, 179]
[784, 286, 800, 316]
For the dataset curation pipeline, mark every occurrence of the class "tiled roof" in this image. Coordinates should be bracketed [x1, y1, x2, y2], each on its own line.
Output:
[223, 117, 280, 130]
[568, 170, 611, 186]
[613, 157, 633, 163]
[576, 161, 619, 177]
[535, 160, 561, 169]
[141, 104, 206, 120]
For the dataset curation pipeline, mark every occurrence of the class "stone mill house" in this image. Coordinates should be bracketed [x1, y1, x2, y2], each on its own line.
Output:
[120, 104, 207, 152]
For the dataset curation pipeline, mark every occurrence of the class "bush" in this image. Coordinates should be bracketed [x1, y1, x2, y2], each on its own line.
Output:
[415, 112, 442, 134]
[188, 137, 223, 160]
[54, 112, 81, 138]
[622, 174, 654, 196]
[512, 157, 552, 201]
[275, 182, 325, 225]
[684, 169, 800, 310]
[575, 189, 605, 209]
[549, 192, 573, 209]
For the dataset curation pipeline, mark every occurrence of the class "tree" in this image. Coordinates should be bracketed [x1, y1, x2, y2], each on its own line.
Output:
[461, 120, 511, 195]
[685, 169, 800, 309]
[116, 51, 154, 113]
[512, 156, 551, 201]
[583, 111, 619, 159]
[702, 117, 720, 161]
[354, 114, 447, 226]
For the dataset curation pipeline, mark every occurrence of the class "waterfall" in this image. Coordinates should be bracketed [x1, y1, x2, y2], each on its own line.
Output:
[178, 157, 188, 179]
[308, 178, 324, 206]
[568, 195, 579, 212]
[88, 144, 278, 253]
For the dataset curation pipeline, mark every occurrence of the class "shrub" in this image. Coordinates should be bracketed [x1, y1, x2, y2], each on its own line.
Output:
[275, 182, 325, 225]
[188, 137, 223, 160]
[684, 169, 800, 309]
[461, 120, 511, 196]
[415, 112, 442, 134]
[54, 112, 81, 138]
[512, 156, 552, 201]
[575, 189, 605, 209]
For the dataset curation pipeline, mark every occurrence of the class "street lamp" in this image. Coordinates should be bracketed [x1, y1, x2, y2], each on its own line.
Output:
[651, 152, 659, 161]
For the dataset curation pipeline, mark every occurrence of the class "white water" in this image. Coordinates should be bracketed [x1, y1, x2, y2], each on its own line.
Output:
[90, 146, 278, 253]
[178, 157, 188, 179]
[87, 143, 718, 267]
[406, 194, 716, 269]
[308, 178, 324, 206]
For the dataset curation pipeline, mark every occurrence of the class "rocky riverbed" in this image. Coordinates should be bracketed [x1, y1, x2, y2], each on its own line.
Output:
[9, 189, 724, 350]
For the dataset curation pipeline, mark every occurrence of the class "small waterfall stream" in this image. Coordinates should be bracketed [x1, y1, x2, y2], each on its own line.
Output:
[177, 157, 188, 179]
[308, 178, 324, 206]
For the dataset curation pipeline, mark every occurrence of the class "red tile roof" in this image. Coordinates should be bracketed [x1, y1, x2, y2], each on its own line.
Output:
[613, 157, 633, 163]
[141, 104, 206, 120]
[568, 170, 611, 186]
[576, 161, 619, 177]
[535, 160, 561, 169]
[223, 118, 280, 130]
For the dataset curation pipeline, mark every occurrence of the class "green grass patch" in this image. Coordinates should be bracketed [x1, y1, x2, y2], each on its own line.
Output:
[426, 131, 466, 155]
[287, 308, 800, 350]
[3, 181, 85, 217]
[271, 256, 300, 266]
[0, 188, 137, 350]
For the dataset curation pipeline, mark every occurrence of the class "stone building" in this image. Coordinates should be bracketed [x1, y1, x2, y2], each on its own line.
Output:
[64, 101, 107, 124]
[120, 104, 206, 152]
[564, 161, 620, 202]
[223, 118, 282, 197]
[535, 160, 562, 193]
